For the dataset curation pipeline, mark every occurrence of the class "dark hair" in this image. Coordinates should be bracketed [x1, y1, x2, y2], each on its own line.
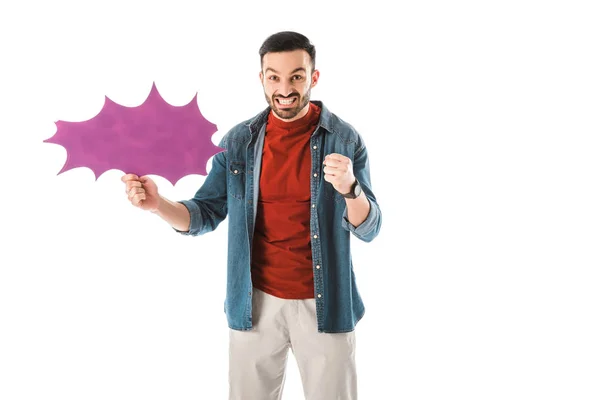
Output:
[259, 31, 316, 72]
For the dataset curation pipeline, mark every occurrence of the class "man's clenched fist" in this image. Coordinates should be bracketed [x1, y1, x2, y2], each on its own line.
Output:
[323, 153, 355, 195]
[121, 174, 160, 212]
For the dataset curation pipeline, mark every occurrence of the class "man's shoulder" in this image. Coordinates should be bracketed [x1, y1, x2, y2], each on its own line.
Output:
[222, 119, 251, 143]
[219, 107, 270, 146]
[214, 117, 255, 149]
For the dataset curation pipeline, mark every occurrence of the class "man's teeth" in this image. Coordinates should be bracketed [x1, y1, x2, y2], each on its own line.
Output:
[278, 98, 295, 105]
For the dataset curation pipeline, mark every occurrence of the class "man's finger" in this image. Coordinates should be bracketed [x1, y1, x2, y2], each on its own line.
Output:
[132, 193, 146, 206]
[323, 166, 340, 176]
[324, 153, 348, 163]
[323, 160, 343, 169]
[121, 173, 139, 182]
[323, 158, 343, 167]
[128, 187, 144, 200]
[126, 181, 142, 192]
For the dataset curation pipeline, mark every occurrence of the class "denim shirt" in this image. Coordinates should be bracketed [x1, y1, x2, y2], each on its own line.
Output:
[175, 101, 382, 333]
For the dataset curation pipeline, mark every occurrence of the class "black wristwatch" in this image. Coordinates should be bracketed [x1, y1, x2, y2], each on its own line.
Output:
[342, 179, 362, 199]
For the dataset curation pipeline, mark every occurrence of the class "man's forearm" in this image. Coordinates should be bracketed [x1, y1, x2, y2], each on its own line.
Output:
[152, 196, 191, 232]
[345, 192, 370, 227]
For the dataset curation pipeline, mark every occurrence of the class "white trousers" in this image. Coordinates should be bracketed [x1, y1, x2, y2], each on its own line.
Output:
[228, 288, 357, 400]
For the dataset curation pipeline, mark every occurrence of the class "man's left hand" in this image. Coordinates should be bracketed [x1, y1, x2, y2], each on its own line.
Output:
[323, 153, 355, 195]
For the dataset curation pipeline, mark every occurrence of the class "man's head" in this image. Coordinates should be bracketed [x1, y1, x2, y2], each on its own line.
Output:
[259, 31, 320, 122]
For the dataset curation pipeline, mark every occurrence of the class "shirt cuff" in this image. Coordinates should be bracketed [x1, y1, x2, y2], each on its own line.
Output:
[172, 200, 202, 236]
[342, 197, 378, 238]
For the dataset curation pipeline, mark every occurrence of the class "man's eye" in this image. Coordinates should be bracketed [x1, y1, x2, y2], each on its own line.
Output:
[292, 75, 303, 81]
[268, 76, 278, 81]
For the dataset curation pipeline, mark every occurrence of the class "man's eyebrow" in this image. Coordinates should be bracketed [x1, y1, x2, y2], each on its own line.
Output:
[265, 67, 307, 75]
[290, 67, 306, 74]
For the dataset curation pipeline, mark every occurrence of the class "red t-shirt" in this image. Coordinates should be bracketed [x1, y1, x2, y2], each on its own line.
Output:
[251, 103, 322, 299]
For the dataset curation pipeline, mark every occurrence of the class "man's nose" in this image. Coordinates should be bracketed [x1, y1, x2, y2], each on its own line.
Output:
[277, 82, 295, 97]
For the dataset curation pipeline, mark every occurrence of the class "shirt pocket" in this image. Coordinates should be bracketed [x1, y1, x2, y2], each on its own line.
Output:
[228, 161, 246, 200]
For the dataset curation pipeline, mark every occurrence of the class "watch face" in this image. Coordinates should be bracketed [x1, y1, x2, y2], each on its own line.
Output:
[342, 180, 361, 199]
[354, 181, 361, 197]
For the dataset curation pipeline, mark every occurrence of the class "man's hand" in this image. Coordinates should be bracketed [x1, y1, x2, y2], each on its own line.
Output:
[323, 153, 355, 195]
[121, 174, 160, 212]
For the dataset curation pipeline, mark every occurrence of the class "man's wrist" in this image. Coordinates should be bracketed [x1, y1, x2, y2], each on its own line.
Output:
[341, 179, 361, 199]
[150, 196, 164, 214]
[337, 184, 352, 195]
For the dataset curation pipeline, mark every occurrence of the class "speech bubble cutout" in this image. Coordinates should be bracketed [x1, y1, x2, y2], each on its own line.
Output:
[44, 82, 224, 185]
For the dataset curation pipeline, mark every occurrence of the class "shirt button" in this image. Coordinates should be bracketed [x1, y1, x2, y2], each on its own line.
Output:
[312, 204, 316, 208]
[313, 145, 317, 149]
[233, 169, 238, 174]
[316, 265, 320, 269]
[313, 173, 318, 177]
[317, 294, 322, 298]
[313, 235, 318, 239]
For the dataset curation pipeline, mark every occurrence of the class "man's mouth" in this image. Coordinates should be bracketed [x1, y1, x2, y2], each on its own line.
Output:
[275, 97, 297, 108]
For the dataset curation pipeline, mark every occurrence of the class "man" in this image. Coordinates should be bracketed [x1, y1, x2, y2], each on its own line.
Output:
[122, 31, 382, 400]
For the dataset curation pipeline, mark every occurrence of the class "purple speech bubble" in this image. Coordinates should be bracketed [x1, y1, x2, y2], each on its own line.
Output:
[44, 82, 224, 185]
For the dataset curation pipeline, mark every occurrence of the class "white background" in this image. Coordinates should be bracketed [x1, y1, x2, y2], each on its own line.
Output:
[1, 1, 599, 399]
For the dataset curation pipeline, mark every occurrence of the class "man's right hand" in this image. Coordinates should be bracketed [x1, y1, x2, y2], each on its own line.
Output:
[121, 174, 160, 212]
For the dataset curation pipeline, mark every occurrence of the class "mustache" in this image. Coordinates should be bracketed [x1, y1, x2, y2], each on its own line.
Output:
[274, 93, 300, 99]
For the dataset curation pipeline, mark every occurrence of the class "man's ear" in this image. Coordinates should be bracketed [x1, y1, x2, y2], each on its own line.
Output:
[259, 71, 263, 82]
[311, 69, 320, 88]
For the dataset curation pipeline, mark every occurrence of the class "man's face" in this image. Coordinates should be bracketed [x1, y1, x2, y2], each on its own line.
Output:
[260, 49, 320, 121]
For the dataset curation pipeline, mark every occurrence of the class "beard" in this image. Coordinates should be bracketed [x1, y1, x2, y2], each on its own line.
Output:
[265, 88, 311, 120]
